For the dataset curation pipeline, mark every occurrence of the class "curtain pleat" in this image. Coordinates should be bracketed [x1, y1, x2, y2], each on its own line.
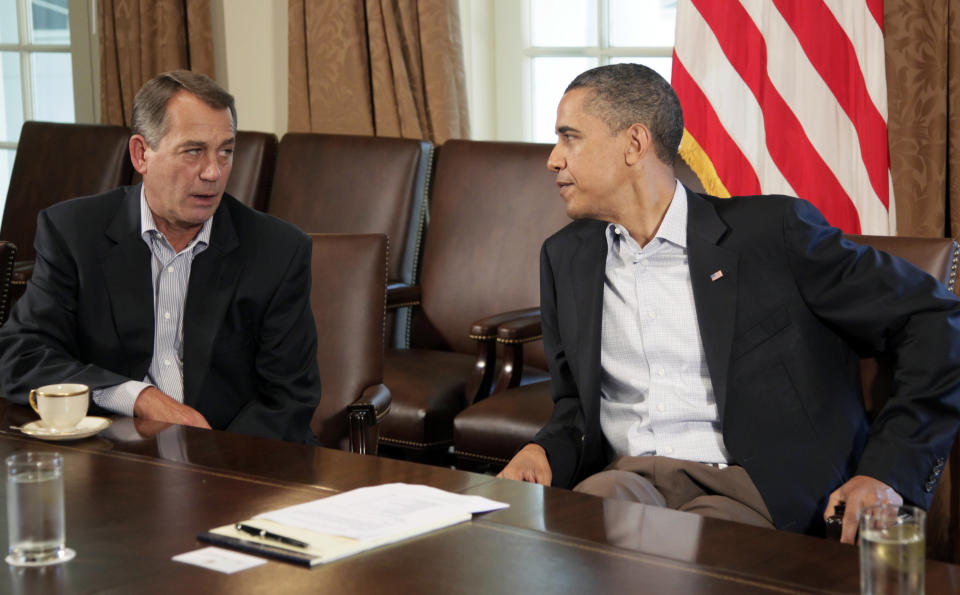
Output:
[885, 0, 960, 238]
[288, 0, 468, 144]
[99, 0, 214, 127]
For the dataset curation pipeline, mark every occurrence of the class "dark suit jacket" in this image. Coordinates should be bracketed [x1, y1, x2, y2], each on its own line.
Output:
[533, 187, 960, 534]
[0, 185, 322, 443]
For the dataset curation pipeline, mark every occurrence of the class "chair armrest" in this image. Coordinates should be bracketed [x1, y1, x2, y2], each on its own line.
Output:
[348, 383, 392, 421]
[347, 384, 391, 454]
[462, 308, 539, 406]
[496, 314, 542, 344]
[469, 307, 540, 340]
[460, 309, 539, 405]
[387, 282, 420, 309]
[494, 313, 544, 393]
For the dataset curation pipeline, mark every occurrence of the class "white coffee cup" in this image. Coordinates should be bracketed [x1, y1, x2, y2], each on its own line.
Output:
[28, 384, 89, 432]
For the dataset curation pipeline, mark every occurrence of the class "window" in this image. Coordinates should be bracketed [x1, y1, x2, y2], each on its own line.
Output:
[463, 0, 676, 142]
[0, 0, 96, 215]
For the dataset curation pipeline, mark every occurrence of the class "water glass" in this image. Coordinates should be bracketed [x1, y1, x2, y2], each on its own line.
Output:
[5, 452, 70, 565]
[859, 504, 925, 595]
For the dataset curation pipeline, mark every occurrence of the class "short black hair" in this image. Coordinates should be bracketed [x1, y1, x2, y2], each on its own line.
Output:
[566, 63, 683, 165]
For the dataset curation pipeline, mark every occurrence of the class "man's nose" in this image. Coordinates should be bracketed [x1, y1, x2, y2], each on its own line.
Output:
[199, 155, 221, 181]
[546, 145, 563, 172]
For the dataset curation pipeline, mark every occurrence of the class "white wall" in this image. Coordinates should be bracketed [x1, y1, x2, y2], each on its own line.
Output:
[211, 0, 288, 136]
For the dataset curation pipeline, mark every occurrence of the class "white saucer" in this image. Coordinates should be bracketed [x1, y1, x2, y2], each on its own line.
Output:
[17, 417, 112, 441]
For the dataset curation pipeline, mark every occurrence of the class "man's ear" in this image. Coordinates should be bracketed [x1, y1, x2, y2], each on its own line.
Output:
[624, 123, 653, 166]
[129, 135, 149, 175]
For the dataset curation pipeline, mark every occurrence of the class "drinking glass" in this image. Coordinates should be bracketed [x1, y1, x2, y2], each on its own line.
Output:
[5, 452, 73, 565]
[859, 504, 925, 595]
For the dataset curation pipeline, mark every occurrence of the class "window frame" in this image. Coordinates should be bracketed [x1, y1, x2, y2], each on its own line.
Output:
[475, 0, 674, 142]
[0, 0, 96, 210]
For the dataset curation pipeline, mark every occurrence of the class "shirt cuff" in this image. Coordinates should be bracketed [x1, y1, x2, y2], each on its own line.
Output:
[92, 381, 153, 417]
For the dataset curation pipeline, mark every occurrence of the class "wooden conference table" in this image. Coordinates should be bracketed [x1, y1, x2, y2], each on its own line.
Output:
[0, 404, 956, 594]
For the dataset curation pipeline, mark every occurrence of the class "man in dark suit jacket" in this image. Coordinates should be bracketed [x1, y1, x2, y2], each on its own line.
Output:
[0, 71, 321, 443]
[499, 64, 960, 542]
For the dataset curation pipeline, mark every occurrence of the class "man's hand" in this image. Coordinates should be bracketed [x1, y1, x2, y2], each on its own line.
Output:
[133, 387, 211, 430]
[497, 443, 552, 485]
[825, 475, 903, 544]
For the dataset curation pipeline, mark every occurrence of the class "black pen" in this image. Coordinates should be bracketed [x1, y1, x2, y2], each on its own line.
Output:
[234, 523, 310, 549]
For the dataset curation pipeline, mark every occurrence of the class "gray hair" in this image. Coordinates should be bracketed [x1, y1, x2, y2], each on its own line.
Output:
[566, 63, 683, 165]
[131, 70, 237, 147]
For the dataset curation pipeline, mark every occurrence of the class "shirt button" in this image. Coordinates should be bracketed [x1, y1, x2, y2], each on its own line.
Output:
[164, 312, 171, 320]
[163, 359, 171, 366]
[657, 367, 665, 376]
[664, 446, 674, 455]
[648, 311, 656, 319]
[657, 403, 665, 412]
[167, 266, 175, 273]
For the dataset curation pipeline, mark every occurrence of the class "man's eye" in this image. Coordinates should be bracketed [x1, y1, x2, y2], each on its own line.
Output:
[220, 148, 234, 157]
[185, 148, 202, 155]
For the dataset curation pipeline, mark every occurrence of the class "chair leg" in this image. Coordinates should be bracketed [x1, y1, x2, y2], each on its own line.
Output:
[348, 410, 379, 455]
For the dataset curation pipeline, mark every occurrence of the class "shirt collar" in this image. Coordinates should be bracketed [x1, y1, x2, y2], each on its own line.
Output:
[606, 181, 687, 250]
[139, 185, 212, 252]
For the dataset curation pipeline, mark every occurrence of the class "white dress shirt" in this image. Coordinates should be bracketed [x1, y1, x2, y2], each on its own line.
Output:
[599, 181, 730, 464]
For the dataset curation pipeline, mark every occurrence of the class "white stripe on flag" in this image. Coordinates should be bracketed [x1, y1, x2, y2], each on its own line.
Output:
[675, 0, 795, 196]
[822, 0, 888, 120]
[739, 0, 889, 234]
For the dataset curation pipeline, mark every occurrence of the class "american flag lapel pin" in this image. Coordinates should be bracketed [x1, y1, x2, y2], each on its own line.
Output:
[710, 270, 724, 282]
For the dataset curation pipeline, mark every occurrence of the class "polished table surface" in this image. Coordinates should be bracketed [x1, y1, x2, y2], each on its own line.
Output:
[0, 404, 957, 594]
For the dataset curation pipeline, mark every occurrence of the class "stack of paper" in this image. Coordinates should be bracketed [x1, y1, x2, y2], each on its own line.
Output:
[198, 483, 508, 566]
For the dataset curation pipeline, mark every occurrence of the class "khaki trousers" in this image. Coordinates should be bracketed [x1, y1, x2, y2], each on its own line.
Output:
[573, 455, 775, 529]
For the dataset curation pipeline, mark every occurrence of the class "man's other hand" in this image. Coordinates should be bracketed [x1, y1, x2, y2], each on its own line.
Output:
[133, 386, 211, 430]
[497, 443, 553, 485]
[825, 475, 903, 544]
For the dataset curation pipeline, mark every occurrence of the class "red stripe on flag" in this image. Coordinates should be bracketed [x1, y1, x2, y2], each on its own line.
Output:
[690, 0, 862, 232]
[773, 0, 889, 208]
[866, 0, 884, 32]
[671, 56, 761, 195]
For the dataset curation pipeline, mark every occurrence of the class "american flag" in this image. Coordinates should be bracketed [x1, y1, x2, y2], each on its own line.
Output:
[671, 0, 893, 235]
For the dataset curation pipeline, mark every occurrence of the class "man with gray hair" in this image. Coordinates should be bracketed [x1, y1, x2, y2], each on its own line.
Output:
[499, 63, 960, 543]
[0, 70, 322, 442]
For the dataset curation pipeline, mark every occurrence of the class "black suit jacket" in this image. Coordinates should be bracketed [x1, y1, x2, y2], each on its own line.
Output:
[533, 187, 960, 534]
[0, 185, 322, 443]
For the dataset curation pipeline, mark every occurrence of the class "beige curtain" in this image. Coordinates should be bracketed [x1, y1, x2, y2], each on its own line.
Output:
[99, 0, 215, 127]
[886, 0, 960, 238]
[288, 0, 469, 144]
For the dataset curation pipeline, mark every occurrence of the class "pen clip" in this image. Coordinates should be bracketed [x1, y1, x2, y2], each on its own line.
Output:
[235, 523, 309, 549]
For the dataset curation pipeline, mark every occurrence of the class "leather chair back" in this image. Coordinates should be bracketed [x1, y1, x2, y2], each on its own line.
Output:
[3, 121, 132, 264]
[225, 131, 277, 211]
[0, 241, 15, 326]
[308, 233, 388, 449]
[413, 140, 570, 362]
[269, 133, 431, 287]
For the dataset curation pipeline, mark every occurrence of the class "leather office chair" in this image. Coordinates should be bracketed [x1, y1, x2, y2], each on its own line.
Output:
[308, 233, 391, 454]
[0, 241, 16, 326]
[453, 155, 706, 467]
[225, 130, 277, 211]
[3, 121, 133, 303]
[452, 231, 960, 563]
[378, 140, 571, 461]
[267, 133, 432, 348]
